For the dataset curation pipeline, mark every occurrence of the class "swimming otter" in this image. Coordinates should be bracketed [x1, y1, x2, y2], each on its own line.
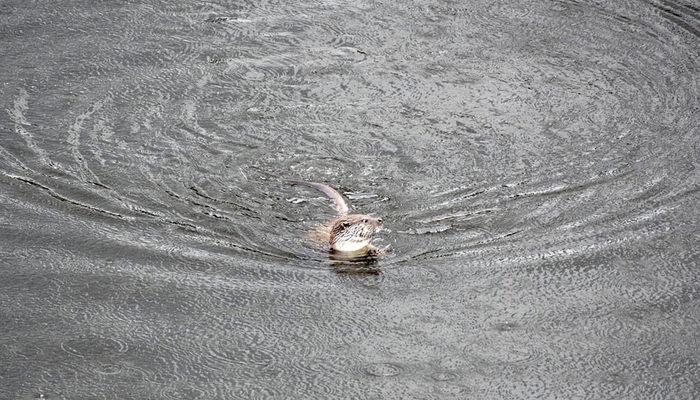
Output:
[292, 181, 384, 255]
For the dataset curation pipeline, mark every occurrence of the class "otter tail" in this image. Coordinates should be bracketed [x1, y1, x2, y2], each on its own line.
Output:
[290, 180, 349, 215]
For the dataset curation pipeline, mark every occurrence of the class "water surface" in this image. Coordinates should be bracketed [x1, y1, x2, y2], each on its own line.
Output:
[1, 0, 699, 398]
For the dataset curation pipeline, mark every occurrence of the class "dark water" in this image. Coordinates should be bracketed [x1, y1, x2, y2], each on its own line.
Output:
[1, 0, 699, 398]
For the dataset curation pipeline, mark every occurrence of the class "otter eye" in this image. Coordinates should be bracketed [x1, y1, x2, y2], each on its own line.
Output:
[363, 218, 368, 223]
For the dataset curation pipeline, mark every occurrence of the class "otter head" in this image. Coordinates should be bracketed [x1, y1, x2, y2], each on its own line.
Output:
[330, 214, 383, 253]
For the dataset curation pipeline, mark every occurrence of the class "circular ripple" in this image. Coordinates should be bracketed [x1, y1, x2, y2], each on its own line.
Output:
[363, 362, 402, 377]
[1, 1, 698, 399]
[431, 371, 459, 382]
[60, 336, 128, 358]
[93, 363, 123, 376]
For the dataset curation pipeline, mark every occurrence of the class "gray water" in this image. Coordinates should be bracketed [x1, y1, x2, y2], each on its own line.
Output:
[1, 0, 699, 398]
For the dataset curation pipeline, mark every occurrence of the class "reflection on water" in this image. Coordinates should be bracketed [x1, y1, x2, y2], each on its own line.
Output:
[0, 0, 698, 398]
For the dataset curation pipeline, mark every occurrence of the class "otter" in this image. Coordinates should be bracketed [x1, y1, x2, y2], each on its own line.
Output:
[292, 181, 384, 255]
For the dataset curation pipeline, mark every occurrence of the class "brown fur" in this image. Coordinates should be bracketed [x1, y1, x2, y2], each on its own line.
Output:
[293, 181, 384, 254]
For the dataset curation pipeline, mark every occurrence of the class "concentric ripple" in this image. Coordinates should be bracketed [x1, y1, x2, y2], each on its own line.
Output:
[0, 0, 698, 399]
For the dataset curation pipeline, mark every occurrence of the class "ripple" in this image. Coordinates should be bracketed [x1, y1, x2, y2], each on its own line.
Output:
[5, 89, 53, 168]
[650, 0, 700, 38]
[93, 363, 123, 376]
[363, 362, 403, 377]
[60, 336, 128, 358]
[431, 370, 459, 382]
[1, 0, 698, 398]
[200, 323, 270, 369]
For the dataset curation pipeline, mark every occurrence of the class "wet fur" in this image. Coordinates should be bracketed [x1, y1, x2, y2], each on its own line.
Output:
[293, 181, 383, 254]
